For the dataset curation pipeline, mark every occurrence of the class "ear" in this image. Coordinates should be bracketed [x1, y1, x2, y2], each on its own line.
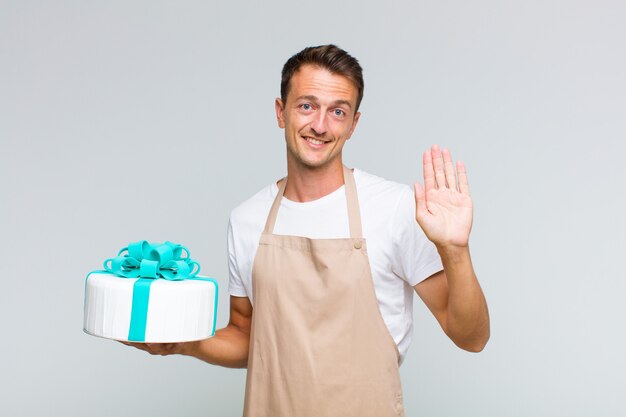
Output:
[346, 111, 361, 140]
[275, 98, 285, 128]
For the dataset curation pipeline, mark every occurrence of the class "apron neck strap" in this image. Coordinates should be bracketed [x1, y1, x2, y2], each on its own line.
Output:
[263, 166, 363, 239]
[343, 166, 363, 239]
[264, 176, 287, 235]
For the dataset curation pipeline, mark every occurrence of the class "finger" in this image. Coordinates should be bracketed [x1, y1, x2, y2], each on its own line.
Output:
[442, 148, 457, 191]
[423, 151, 436, 193]
[431, 144, 446, 189]
[161, 343, 176, 355]
[146, 343, 168, 355]
[122, 341, 150, 352]
[414, 182, 429, 218]
[148, 343, 178, 355]
[457, 160, 470, 195]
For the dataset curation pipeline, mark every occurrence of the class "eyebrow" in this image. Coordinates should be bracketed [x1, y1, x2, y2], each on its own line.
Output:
[296, 95, 353, 109]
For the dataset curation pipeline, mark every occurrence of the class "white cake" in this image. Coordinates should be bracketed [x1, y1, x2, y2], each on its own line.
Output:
[83, 271, 218, 343]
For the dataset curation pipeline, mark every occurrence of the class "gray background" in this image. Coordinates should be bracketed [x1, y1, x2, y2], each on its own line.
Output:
[1, 0, 625, 416]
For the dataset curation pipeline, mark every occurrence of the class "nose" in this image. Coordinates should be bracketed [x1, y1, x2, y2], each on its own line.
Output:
[310, 110, 328, 136]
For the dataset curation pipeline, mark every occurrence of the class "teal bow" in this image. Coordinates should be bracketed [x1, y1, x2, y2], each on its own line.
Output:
[104, 240, 200, 280]
[102, 240, 202, 341]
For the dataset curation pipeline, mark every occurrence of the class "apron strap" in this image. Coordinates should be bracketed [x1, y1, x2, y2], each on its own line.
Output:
[263, 176, 287, 235]
[263, 166, 363, 239]
[343, 166, 363, 239]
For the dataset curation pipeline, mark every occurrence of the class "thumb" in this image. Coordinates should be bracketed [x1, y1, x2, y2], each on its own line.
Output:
[414, 182, 428, 219]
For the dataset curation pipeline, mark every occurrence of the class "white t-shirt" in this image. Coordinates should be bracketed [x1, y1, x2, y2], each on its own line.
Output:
[227, 168, 443, 364]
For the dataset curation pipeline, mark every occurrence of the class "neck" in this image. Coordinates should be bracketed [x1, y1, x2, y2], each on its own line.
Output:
[283, 158, 345, 202]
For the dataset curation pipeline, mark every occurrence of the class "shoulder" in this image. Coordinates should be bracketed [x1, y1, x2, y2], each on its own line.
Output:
[230, 183, 277, 220]
[354, 168, 413, 209]
[229, 183, 276, 228]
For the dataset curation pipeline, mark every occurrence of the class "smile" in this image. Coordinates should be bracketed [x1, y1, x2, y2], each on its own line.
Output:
[303, 136, 330, 146]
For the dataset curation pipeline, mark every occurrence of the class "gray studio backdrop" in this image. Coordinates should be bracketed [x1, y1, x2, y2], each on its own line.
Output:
[1, 1, 625, 416]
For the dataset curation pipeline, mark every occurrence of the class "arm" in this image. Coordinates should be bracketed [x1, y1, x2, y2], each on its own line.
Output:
[413, 145, 489, 352]
[123, 295, 253, 368]
[414, 264, 489, 352]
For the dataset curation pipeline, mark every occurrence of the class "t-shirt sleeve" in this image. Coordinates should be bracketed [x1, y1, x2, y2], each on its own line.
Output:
[227, 217, 248, 297]
[391, 186, 443, 286]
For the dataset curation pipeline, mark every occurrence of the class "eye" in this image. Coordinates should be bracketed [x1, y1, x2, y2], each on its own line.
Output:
[333, 108, 345, 117]
[301, 103, 312, 111]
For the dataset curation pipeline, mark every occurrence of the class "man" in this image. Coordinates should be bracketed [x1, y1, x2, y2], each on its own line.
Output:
[128, 45, 489, 416]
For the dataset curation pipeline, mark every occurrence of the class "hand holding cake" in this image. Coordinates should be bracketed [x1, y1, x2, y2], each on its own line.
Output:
[120, 341, 184, 356]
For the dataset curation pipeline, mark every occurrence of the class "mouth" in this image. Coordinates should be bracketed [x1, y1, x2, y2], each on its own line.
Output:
[302, 136, 331, 147]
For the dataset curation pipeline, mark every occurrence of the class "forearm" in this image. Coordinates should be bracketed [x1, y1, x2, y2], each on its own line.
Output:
[180, 324, 250, 368]
[438, 245, 490, 352]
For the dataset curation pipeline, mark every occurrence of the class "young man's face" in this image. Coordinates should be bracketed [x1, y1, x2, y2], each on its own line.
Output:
[275, 65, 361, 171]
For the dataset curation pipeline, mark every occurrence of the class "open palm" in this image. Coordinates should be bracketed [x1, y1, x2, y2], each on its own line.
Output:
[414, 145, 473, 248]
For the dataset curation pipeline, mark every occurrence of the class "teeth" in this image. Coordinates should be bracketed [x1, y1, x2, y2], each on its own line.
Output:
[306, 137, 325, 145]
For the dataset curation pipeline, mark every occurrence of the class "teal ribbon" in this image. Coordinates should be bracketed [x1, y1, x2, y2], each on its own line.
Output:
[103, 240, 201, 342]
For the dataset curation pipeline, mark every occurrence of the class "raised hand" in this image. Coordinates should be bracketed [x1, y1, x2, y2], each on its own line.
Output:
[414, 145, 473, 249]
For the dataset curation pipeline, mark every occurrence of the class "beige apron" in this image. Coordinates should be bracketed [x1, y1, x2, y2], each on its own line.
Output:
[243, 166, 405, 417]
